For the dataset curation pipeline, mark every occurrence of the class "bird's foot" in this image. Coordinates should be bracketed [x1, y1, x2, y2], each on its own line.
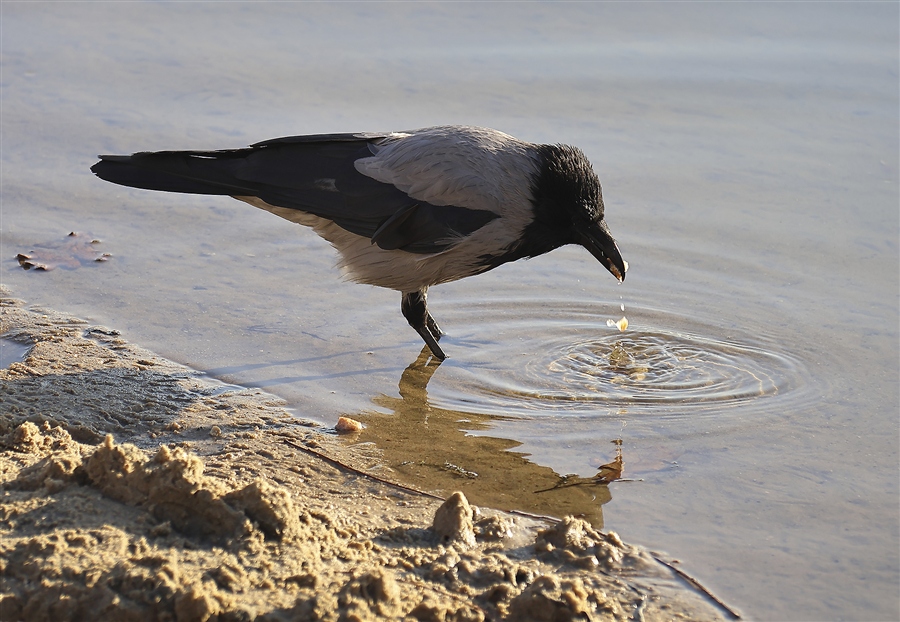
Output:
[415, 325, 446, 360]
[402, 290, 447, 359]
[425, 312, 443, 341]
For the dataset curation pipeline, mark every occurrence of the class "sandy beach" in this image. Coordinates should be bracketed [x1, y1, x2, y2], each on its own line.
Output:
[0, 288, 732, 621]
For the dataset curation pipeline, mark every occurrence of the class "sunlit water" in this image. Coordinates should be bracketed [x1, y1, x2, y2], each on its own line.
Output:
[2, 3, 897, 621]
[427, 300, 811, 418]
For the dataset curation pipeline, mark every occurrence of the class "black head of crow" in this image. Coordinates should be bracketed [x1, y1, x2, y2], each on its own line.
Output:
[91, 125, 626, 359]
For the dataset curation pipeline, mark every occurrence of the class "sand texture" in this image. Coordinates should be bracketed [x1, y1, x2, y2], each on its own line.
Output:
[0, 290, 731, 621]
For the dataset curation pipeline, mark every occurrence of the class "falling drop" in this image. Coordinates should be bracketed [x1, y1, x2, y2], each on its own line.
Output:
[608, 297, 628, 332]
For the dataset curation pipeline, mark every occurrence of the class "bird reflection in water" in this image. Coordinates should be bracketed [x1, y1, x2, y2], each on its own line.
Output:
[352, 348, 627, 528]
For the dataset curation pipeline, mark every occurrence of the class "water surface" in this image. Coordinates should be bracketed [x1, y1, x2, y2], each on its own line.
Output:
[2, 3, 897, 620]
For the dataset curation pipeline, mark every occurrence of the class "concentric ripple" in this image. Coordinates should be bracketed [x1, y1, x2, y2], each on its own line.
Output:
[431, 300, 811, 421]
[519, 330, 792, 409]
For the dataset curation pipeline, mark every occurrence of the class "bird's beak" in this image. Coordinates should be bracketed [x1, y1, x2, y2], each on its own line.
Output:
[577, 220, 627, 282]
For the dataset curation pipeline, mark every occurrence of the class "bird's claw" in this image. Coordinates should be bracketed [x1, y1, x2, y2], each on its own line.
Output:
[416, 325, 446, 360]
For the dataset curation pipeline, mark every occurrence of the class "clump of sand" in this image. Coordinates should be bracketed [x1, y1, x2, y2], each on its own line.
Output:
[0, 291, 733, 621]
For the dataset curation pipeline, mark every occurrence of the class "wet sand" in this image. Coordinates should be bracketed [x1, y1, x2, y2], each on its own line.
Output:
[0, 288, 733, 621]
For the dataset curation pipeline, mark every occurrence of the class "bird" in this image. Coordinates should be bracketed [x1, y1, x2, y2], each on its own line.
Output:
[91, 125, 627, 360]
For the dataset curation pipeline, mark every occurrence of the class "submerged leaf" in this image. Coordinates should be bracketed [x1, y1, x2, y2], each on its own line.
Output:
[16, 232, 111, 271]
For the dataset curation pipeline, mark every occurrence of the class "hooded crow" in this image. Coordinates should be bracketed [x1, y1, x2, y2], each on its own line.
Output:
[91, 125, 626, 359]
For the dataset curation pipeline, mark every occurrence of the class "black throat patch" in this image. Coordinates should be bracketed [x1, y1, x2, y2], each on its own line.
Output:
[520, 143, 603, 258]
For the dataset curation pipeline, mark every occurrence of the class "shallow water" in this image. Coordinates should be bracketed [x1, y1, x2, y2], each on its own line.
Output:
[2, 3, 898, 620]
[426, 300, 812, 417]
[0, 338, 30, 369]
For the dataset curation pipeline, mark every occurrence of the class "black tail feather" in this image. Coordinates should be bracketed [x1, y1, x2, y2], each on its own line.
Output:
[91, 151, 257, 196]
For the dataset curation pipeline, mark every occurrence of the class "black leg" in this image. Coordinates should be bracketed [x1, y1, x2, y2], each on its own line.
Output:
[401, 289, 446, 360]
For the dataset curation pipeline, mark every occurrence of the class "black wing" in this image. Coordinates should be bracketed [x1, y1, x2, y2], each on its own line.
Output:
[91, 133, 498, 254]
